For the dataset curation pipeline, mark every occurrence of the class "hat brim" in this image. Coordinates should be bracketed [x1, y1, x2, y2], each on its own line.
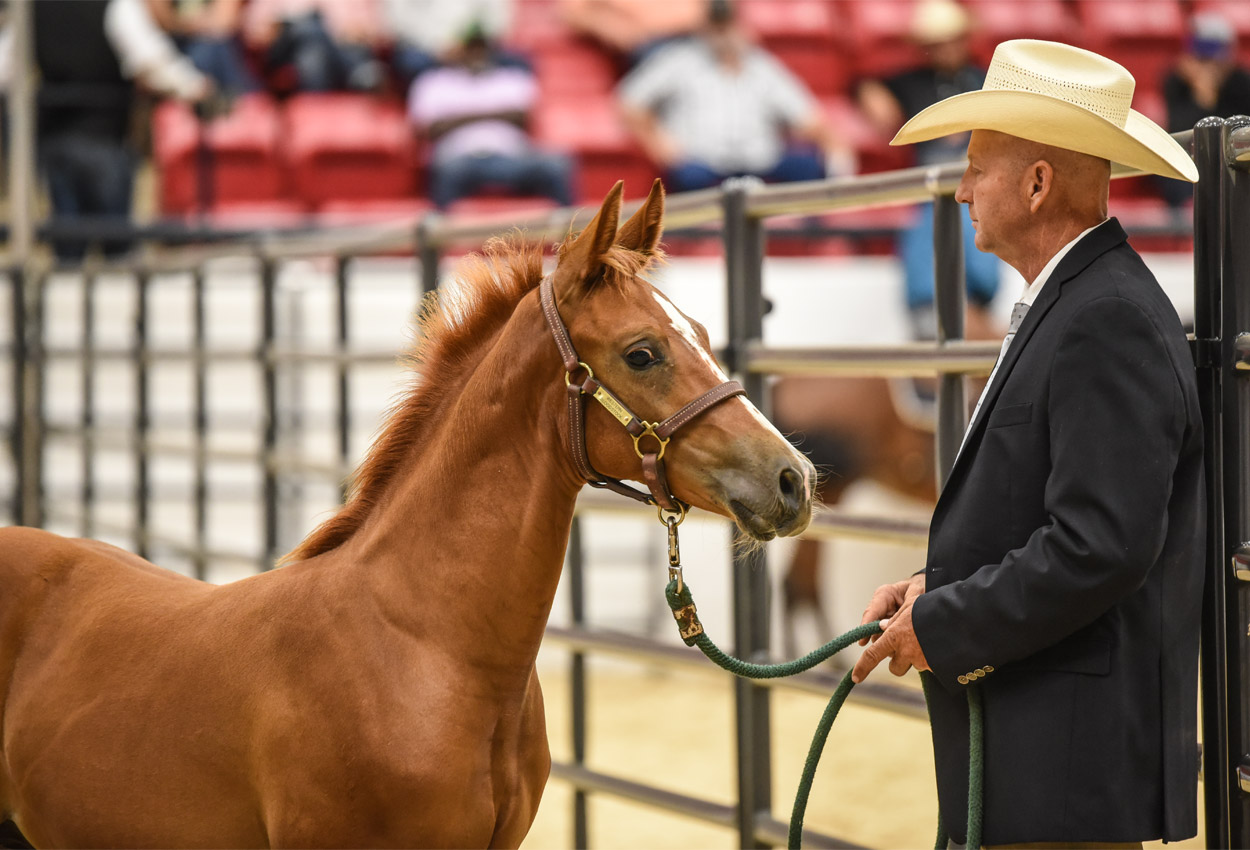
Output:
[891, 89, 1198, 182]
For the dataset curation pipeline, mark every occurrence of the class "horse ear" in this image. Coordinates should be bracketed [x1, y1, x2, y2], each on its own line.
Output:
[564, 180, 624, 286]
[616, 178, 665, 256]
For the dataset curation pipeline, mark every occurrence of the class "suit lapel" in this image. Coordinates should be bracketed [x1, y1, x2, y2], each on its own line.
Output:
[935, 219, 1130, 506]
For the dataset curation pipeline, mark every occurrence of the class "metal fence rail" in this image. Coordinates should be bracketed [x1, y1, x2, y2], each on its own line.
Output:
[5, 120, 1248, 848]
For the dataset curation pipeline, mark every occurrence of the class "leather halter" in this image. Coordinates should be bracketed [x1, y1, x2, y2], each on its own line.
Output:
[539, 276, 745, 517]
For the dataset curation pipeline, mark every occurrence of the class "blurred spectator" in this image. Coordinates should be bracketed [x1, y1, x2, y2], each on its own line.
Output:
[857, 0, 999, 338]
[1160, 12, 1250, 207]
[617, 0, 854, 194]
[561, 0, 706, 70]
[243, 0, 385, 93]
[408, 27, 574, 209]
[146, 0, 259, 94]
[34, 0, 210, 260]
[383, 0, 529, 90]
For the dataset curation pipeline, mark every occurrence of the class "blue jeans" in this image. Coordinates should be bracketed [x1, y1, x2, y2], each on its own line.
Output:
[182, 36, 260, 94]
[267, 12, 381, 92]
[898, 201, 1000, 316]
[665, 148, 826, 193]
[41, 133, 136, 260]
[430, 151, 575, 209]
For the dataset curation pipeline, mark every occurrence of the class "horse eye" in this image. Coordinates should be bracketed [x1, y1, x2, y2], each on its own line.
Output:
[624, 347, 658, 369]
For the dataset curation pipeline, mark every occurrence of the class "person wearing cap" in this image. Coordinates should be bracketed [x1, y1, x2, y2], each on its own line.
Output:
[858, 0, 1001, 340]
[851, 39, 1204, 847]
[1160, 11, 1250, 207]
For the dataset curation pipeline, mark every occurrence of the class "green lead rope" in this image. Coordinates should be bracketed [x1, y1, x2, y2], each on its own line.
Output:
[664, 578, 983, 850]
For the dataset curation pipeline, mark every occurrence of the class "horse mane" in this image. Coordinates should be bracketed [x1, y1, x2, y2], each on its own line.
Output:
[281, 231, 663, 565]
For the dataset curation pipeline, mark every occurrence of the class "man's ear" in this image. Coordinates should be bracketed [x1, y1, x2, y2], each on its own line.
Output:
[1027, 160, 1054, 213]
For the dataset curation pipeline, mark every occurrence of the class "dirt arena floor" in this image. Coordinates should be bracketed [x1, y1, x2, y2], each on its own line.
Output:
[521, 664, 1207, 850]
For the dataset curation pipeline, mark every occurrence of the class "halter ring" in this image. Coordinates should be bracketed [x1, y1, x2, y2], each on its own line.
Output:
[656, 502, 687, 527]
[564, 361, 594, 388]
[632, 423, 670, 460]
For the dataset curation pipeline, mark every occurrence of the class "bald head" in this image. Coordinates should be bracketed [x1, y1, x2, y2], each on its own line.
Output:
[955, 130, 1110, 281]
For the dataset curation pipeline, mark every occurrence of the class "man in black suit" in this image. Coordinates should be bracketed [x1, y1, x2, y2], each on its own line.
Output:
[851, 40, 1205, 847]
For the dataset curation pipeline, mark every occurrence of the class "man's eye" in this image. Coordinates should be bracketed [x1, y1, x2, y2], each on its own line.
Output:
[625, 348, 658, 369]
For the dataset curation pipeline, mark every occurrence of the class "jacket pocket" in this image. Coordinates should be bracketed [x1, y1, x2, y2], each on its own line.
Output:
[987, 401, 1033, 429]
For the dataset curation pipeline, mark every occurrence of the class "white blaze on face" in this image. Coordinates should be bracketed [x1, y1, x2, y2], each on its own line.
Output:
[650, 291, 793, 446]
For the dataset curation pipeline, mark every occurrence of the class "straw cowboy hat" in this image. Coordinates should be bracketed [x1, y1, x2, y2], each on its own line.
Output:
[892, 39, 1199, 182]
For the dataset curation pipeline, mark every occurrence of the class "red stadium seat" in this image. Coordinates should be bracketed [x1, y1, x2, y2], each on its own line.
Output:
[821, 96, 911, 174]
[1075, 0, 1185, 91]
[844, 0, 926, 79]
[963, 0, 1075, 63]
[738, 0, 848, 95]
[1111, 196, 1193, 252]
[283, 94, 419, 208]
[532, 96, 658, 202]
[314, 198, 434, 227]
[531, 35, 618, 97]
[444, 197, 561, 217]
[152, 94, 284, 215]
[184, 200, 309, 230]
[508, 0, 568, 52]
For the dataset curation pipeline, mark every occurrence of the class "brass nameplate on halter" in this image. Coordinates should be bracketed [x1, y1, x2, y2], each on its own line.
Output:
[593, 386, 635, 427]
[672, 603, 704, 640]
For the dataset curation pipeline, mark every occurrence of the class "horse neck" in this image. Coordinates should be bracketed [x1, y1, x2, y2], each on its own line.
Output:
[346, 292, 582, 685]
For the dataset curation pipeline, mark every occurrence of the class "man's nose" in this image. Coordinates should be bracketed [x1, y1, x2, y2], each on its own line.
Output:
[954, 170, 972, 204]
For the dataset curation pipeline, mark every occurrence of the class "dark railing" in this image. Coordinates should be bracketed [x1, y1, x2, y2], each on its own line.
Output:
[4, 121, 1249, 849]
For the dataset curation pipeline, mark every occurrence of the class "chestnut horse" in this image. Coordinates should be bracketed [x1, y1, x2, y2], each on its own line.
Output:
[0, 181, 814, 848]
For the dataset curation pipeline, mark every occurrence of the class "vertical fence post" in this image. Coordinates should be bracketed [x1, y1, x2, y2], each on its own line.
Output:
[1193, 115, 1230, 848]
[14, 266, 43, 528]
[418, 216, 441, 299]
[723, 176, 772, 849]
[260, 256, 279, 569]
[192, 267, 209, 580]
[568, 515, 590, 849]
[133, 271, 151, 559]
[80, 273, 96, 538]
[1217, 115, 1250, 850]
[7, 0, 38, 528]
[931, 190, 967, 490]
[335, 256, 352, 503]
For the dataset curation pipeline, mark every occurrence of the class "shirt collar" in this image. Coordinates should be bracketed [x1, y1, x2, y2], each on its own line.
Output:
[1019, 220, 1106, 307]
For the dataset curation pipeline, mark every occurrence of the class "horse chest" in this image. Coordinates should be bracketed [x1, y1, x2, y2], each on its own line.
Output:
[257, 674, 549, 848]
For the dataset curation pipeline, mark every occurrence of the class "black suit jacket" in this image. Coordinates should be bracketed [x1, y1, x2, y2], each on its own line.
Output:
[912, 219, 1205, 845]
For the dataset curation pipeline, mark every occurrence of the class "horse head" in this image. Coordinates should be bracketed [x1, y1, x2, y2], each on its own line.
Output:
[547, 180, 815, 541]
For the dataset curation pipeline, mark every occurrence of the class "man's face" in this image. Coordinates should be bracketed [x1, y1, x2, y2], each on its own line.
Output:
[955, 130, 1033, 259]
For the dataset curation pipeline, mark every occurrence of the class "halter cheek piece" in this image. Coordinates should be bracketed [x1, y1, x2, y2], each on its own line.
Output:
[540, 276, 745, 521]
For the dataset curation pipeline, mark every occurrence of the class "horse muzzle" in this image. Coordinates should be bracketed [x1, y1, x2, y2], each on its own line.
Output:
[720, 456, 815, 542]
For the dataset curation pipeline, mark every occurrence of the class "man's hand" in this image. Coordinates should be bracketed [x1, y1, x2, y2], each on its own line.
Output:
[857, 573, 924, 645]
[852, 573, 929, 684]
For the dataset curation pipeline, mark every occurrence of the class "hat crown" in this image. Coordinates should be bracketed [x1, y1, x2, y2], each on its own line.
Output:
[983, 39, 1135, 128]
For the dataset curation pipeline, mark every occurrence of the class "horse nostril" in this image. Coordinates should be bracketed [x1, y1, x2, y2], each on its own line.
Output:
[778, 466, 805, 509]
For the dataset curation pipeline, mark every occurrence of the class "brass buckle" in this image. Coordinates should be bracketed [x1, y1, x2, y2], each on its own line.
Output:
[632, 422, 670, 460]
[564, 360, 593, 388]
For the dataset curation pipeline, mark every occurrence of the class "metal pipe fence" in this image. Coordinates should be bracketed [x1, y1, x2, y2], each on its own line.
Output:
[4, 122, 1247, 848]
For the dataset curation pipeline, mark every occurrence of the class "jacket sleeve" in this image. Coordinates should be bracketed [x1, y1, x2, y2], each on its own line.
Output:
[912, 294, 1186, 692]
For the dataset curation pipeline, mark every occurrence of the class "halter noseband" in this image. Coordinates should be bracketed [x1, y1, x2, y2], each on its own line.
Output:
[539, 276, 745, 519]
